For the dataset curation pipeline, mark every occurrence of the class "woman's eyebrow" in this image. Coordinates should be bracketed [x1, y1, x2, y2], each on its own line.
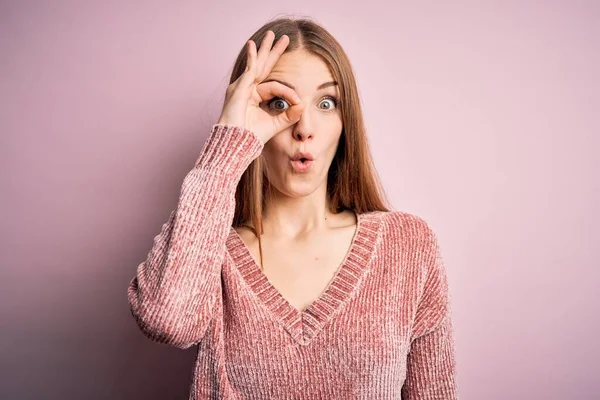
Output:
[263, 78, 338, 91]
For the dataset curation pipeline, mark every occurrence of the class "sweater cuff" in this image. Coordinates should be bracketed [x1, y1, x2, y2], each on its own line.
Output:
[194, 124, 264, 177]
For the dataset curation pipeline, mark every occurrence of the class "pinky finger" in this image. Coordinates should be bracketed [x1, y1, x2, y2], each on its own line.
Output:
[246, 40, 256, 71]
[239, 40, 257, 87]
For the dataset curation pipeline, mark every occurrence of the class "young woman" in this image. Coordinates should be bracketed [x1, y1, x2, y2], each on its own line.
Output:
[128, 17, 458, 400]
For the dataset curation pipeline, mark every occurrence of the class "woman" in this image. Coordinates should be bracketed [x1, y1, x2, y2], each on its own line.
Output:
[128, 17, 458, 399]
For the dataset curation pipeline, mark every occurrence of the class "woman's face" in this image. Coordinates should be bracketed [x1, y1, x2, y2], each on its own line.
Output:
[260, 49, 343, 199]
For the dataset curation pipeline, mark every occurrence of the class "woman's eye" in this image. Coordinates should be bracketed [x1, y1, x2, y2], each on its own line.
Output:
[318, 97, 338, 110]
[268, 97, 290, 112]
[267, 96, 339, 112]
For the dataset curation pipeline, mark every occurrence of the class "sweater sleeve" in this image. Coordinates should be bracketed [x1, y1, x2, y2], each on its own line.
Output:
[127, 124, 264, 349]
[401, 224, 459, 399]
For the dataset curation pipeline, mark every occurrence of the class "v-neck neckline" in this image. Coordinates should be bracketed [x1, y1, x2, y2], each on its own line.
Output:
[226, 211, 383, 346]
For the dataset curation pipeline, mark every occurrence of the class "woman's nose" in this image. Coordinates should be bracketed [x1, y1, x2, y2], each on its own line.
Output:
[292, 109, 314, 141]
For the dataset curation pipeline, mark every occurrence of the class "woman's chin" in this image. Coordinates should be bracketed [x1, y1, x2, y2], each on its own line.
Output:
[276, 180, 319, 198]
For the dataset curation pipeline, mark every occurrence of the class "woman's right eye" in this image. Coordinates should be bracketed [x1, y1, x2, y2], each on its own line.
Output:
[267, 97, 290, 112]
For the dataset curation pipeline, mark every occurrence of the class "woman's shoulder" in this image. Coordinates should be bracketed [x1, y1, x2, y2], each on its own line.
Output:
[367, 209, 438, 242]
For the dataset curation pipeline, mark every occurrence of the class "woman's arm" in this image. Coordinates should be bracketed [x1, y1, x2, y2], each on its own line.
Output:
[401, 224, 459, 399]
[127, 124, 263, 349]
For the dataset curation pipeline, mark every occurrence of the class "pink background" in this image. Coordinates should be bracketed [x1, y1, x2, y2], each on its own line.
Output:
[2, 1, 598, 399]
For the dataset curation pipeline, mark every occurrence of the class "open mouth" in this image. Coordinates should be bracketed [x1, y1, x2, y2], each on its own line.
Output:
[290, 158, 313, 172]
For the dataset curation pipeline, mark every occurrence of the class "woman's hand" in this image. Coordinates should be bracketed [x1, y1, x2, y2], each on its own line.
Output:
[217, 30, 305, 144]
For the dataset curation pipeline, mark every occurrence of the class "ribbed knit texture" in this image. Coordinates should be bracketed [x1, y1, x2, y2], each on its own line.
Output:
[127, 124, 459, 399]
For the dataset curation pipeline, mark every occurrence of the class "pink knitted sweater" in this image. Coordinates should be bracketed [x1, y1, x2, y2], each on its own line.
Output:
[127, 124, 458, 399]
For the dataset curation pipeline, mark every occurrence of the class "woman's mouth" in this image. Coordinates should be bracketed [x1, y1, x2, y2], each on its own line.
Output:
[290, 158, 314, 172]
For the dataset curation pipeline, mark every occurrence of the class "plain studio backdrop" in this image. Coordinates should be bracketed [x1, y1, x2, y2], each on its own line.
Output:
[1, 1, 598, 399]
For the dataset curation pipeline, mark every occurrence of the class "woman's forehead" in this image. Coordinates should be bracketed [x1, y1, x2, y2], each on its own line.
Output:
[268, 51, 335, 93]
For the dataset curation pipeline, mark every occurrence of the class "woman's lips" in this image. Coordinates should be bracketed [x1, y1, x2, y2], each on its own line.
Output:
[290, 159, 314, 172]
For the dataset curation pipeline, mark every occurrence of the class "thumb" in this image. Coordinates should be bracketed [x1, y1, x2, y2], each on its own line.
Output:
[275, 101, 305, 128]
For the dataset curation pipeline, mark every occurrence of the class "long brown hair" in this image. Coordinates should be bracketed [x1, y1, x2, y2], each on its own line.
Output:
[229, 17, 391, 269]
